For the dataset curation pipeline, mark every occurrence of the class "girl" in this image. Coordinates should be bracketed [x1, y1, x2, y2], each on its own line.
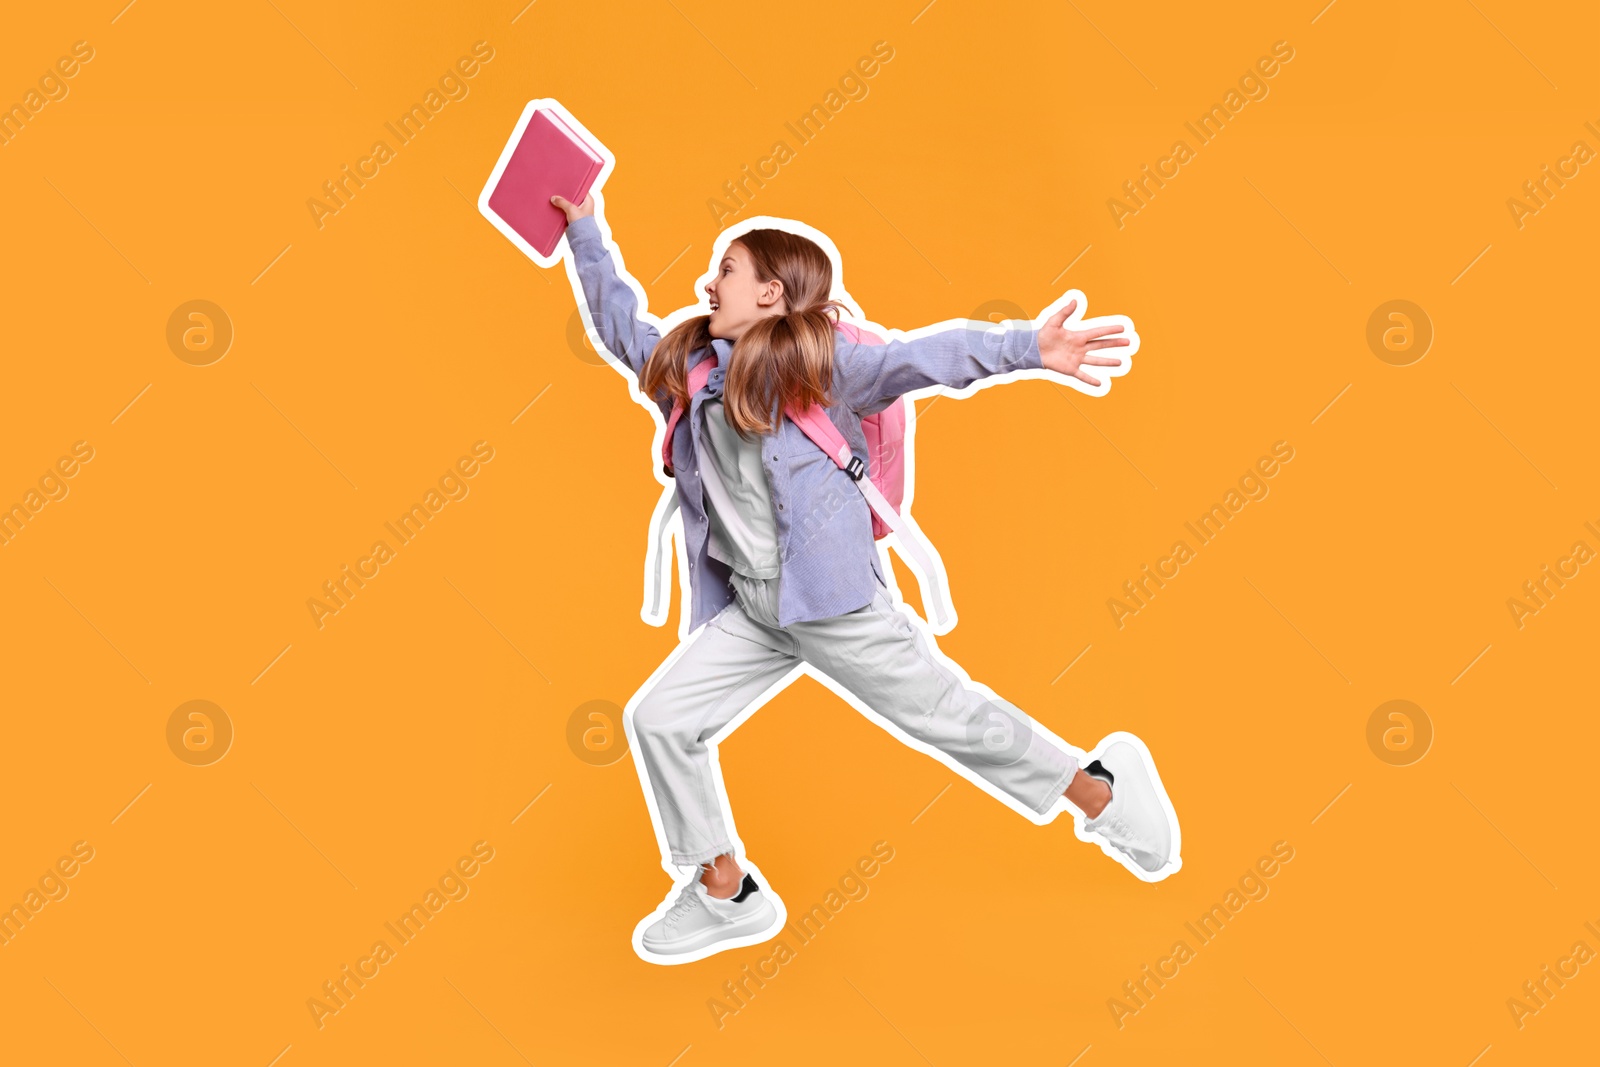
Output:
[551, 191, 1181, 964]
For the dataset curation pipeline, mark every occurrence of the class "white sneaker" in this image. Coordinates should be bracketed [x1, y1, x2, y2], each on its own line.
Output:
[635, 869, 784, 964]
[1077, 734, 1181, 881]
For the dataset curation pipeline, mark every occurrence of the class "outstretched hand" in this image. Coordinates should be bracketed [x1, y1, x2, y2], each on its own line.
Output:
[1038, 300, 1131, 388]
[550, 192, 595, 222]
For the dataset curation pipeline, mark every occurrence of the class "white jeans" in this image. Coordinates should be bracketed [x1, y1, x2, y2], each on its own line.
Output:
[630, 576, 1079, 866]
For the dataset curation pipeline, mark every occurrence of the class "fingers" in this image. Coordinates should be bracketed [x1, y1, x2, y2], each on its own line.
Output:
[1082, 354, 1123, 367]
[1045, 300, 1078, 329]
[551, 193, 597, 222]
[1075, 322, 1126, 341]
[1084, 337, 1131, 351]
[1072, 369, 1103, 388]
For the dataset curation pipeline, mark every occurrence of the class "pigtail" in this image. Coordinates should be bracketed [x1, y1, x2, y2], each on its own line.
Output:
[642, 316, 713, 409]
[723, 300, 843, 436]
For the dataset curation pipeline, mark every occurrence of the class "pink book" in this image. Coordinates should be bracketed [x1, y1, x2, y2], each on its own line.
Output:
[483, 106, 605, 259]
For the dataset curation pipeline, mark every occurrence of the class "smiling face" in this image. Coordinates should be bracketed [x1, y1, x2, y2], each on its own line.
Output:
[706, 241, 787, 341]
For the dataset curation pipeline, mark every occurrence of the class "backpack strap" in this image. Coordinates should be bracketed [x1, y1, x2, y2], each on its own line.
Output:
[660, 356, 717, 475]
[784, 403, 953, 629]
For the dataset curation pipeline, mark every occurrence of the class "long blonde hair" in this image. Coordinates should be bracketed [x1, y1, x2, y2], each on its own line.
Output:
[642, 229, 845, 436]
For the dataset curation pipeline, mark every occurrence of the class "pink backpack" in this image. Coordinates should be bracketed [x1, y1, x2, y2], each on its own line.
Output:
[646, 321, 952, 628]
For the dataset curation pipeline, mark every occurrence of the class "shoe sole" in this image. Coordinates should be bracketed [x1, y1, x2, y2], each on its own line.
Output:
[635, 892, 787, 965]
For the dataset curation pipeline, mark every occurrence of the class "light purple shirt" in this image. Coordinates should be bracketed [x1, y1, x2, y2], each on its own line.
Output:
[566, 214, 1043, 631]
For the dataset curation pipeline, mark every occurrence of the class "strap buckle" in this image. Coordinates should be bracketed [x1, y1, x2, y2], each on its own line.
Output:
[845, 455, 866, 481]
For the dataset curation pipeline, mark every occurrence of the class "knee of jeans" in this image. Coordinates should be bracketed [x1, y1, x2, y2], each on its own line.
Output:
[630, 693, 689, 745]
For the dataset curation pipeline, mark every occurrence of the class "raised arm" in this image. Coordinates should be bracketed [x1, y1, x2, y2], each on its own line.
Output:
[553, 194, 661, 383]
[838, 299, 1132, 415]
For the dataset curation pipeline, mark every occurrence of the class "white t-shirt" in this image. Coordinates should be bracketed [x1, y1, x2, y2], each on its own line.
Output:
[699, 399, 781, 580]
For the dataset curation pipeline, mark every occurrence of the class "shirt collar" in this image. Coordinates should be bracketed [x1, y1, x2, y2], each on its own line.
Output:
[690, 339, 731, 398]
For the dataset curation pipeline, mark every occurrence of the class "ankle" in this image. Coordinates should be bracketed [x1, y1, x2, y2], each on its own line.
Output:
[1064, 769, 1112, 819]
[1084, 783, 1111, 819]
[699, 854, 744, 898]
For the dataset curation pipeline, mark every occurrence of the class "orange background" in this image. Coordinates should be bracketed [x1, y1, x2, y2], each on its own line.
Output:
[1, 0, 1596, 1063]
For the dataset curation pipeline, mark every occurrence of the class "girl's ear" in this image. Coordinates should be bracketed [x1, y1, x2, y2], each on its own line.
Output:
[757, 277, 786, 310]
